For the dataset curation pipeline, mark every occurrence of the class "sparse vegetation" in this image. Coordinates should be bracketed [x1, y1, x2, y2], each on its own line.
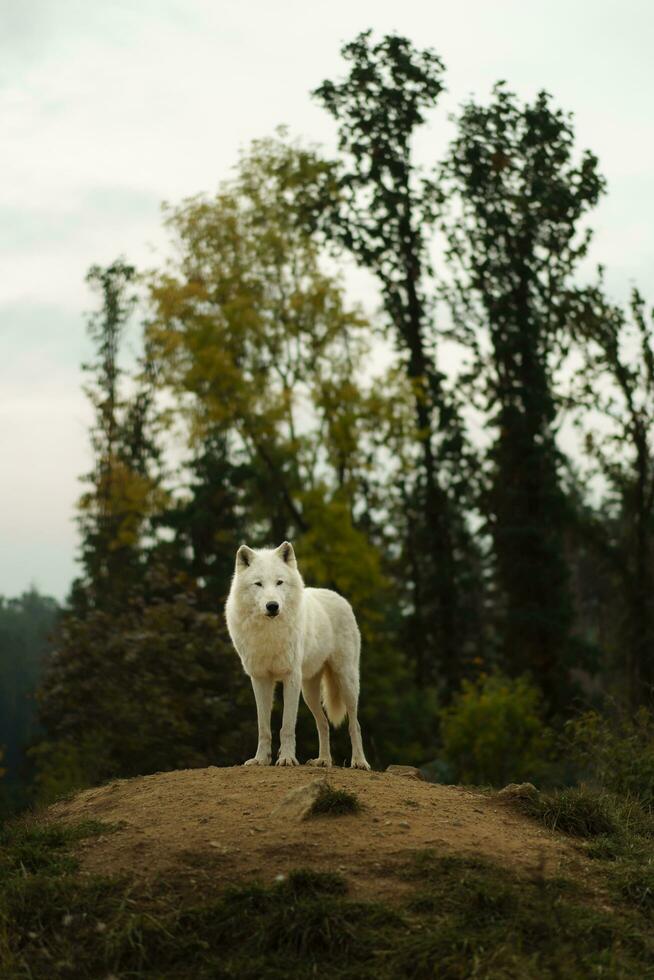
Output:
[508, 784, 654, 840]
[391, 853, 653, 978]
[2, 815, 654, 978]
[506, 784, 654, 938]
[0, 818, 110, 875]
[280, 868, 349, 899]
[566, 709, 654, 811]
[308, 782, 362, 817]
[513, 786, 621, 838]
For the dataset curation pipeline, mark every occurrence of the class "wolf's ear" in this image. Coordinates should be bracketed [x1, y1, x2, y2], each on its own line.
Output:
[275, 541, 296, 566]
[236, 544, 255, 569]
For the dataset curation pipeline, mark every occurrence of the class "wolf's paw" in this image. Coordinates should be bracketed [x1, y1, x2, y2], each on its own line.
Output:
[276, 754, 299, 767]
[306, 758, 332, 768]
[244, 756, 271, 766]
[351, 758, 371, 771]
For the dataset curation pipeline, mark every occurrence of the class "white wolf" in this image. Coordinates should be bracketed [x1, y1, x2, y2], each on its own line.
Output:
[225, 541, 370, 769]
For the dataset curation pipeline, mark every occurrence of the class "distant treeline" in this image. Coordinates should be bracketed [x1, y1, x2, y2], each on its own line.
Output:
[18, 32, 654, 798]
[0, 590, 58, 810]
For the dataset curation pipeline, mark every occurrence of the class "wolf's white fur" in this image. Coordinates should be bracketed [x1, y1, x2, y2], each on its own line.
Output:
[225, 542, 370, 769]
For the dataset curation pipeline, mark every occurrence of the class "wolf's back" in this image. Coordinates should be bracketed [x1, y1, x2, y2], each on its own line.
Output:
[302, 587, 359, 728]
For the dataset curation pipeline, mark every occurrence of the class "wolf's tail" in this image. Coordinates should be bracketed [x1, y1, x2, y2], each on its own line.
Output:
[321, 663, 347, 728]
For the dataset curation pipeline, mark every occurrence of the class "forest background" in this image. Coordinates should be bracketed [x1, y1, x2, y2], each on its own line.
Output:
[2, 21, 653, 813]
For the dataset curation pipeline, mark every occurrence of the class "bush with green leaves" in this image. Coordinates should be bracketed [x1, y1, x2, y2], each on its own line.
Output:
[33, 571, 253, 802]
[565, 707, 654, 811]
[439, 673, 552, 786]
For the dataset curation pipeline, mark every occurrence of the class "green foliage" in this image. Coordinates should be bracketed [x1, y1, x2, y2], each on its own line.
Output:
[0, 818, 130, 979]
[566, 708, 654, 811]
[154, 427, 251, 604]
[0, 819, 110, 876]
[34, 570, 252, 801]
[77, 259, 165, 611]
[30, 734, 110, 807]
[440, 673, 551, 785]
[0, 590, 59, 816]
[515, 787, 621, 838]
[308, 783, 361, 817]
[315, 32, 482, 690]
[0, 820, 397, 979]
[571, 287, 654, 707]
[146, 134, 384, 556]
[443, 84, 606, 714]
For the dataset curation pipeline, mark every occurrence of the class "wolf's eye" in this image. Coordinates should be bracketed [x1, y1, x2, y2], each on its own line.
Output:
[254, 581, 263, 587]
[276, 580, 284, 586]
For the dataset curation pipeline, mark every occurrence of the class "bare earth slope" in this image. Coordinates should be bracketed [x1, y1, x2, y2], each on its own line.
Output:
[48, 766, 588, 901]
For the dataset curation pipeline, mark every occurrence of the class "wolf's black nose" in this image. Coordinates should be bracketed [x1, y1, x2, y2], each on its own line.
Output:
[266, 601, 279, 616]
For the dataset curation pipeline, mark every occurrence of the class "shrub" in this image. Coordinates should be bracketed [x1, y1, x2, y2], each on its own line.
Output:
[440, 673, 551, 786]
[565, 708, 654, 811]
[514, 787, 619, 838]
[308, 783, 361, 817]
[33, 578, 253, 800]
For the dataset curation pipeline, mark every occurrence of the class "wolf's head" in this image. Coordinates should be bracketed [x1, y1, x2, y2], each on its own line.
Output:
[232, 541, 303, 620]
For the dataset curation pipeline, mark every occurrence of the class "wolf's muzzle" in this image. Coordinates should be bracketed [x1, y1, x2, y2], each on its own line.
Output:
[265, 601, 280, 617]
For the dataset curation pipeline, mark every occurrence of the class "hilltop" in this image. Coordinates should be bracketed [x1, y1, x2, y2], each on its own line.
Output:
[48, 765, 584, 899]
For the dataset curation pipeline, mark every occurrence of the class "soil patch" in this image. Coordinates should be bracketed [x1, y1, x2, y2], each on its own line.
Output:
[47, 766, 589, 901]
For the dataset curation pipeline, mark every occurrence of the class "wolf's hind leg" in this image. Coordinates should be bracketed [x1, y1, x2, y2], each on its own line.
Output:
[244, 675, 274, 765]
[340, 671, 371, 771]
[302, 670, 332, 767]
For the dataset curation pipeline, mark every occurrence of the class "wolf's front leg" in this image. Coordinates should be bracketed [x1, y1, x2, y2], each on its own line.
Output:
[277, 671, 301, 766]
[244, 675, 274, 765]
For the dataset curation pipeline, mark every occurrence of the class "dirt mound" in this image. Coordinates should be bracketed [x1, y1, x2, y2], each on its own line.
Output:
[48, 766, 587, 901]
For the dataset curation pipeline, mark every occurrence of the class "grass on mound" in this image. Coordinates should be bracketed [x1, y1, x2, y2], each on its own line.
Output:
[515, 786, 621, 837]
[2, 809, 654, 978]
[507, 785, 654, 922]
[0, 818, 111, 876]
[308, 782, 361, 817]
[507, 784, 654, 839]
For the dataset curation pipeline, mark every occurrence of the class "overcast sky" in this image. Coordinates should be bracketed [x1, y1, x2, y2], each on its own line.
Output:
[2, 0, 652, 601]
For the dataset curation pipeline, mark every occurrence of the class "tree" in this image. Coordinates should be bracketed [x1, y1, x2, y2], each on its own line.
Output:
[0, 590, 58, 784]
[573, 286, 654, 707]
[33, 265, 179, 797]
[34, 569, 252, 800]
[35, 136, 445, 788]
[154, 427, 252, 606]
[146, 135, 440, 763]
[314, 31, 480, 690]
[147, 136, 374, 549]
[442, 84, 605, 714]
[75, 260, 164, 612]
